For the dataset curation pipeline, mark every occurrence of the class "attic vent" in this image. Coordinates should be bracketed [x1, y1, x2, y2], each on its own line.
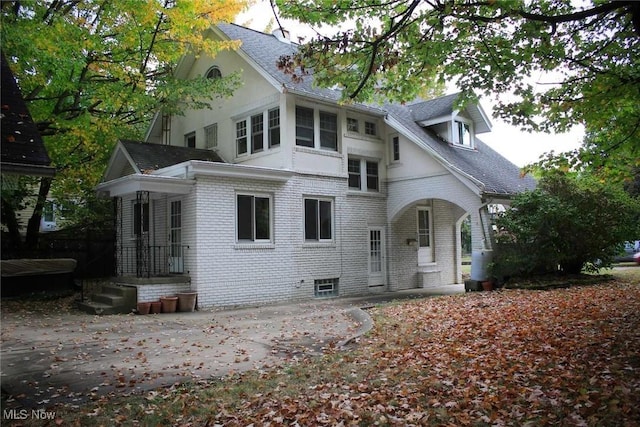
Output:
[272, 28, 291, 44]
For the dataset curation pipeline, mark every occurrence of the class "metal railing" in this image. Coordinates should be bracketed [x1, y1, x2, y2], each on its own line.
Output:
[117, 245, 188, 278]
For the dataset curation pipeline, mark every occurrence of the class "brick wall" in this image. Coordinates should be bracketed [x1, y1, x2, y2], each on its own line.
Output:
[114, 170, 479, 308]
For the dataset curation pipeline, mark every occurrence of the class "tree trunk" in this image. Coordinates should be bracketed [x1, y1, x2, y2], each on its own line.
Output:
[25, 177, 52, 250]
[1, 195, 23, 250]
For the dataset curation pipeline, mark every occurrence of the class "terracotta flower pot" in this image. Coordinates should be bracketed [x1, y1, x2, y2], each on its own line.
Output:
[160, 296, 178, 313]
[482, 281, 494, 291]
[137, 302, 151, 315]
[150, 301, 162, 314]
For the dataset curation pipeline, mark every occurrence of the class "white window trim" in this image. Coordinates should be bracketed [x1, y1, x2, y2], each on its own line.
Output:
[390, 134, 401, 163]
[234, 106, 281, 159]
[235, 120, 248, 157]
[416, 206, 433, 248]
[344, 113, 381, 141]
[450, 117, 475, 149]
[348, 157, 380, 193]
[205, 123, 218, 149]
[295, 104, 340, 152]
[236, 192, 273, 244]
[303, 196, 334, 243]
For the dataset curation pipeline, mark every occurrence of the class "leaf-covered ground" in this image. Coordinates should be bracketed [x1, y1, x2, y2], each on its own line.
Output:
[6, 271, 640, 426]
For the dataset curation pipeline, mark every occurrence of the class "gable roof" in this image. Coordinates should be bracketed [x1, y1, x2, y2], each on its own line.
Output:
[1, 54, 55, 177]
[385, 102, 535, 196]
[120, 140, 224, 172]
[408, 93, 460, 122]
[103, 140, 225, 182]
[216, 23, 347, 106]
[408, 93, 492, 134]
[146, 23, 535, 197]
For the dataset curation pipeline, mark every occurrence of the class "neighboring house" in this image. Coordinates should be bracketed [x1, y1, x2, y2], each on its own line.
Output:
[1, 54, 55, 178]
[97, 24, 536, 308]
[1, 53, 56, 237]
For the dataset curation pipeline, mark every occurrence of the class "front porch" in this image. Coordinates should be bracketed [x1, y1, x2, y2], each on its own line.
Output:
[117, 244, 189, 278]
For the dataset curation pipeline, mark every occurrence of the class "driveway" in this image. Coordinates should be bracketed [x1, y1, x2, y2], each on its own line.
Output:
[1, 286, 464, 409]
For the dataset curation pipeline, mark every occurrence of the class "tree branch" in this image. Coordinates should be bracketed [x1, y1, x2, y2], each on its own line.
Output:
[348, 0, 422, 99]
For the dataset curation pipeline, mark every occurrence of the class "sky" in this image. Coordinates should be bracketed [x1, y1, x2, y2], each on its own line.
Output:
[235, 2, 584, 168]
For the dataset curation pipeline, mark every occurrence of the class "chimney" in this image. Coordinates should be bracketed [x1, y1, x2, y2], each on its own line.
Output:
[272, 28, 291, 44]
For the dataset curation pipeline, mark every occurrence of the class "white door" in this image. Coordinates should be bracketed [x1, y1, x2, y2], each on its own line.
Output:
[417, 207, 433, 265]
[169, 199, 183, 273]
[368, 227, 386, 287]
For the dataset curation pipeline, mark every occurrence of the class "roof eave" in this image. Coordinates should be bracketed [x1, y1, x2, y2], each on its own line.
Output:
[1, 162, 56, 178]
[189, 160, 293, 182]
[96, 174, 195, 198]
[210, 26, 287, 94]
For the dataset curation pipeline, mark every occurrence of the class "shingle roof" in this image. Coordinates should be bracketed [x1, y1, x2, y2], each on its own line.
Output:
[120, 140, 224, 172]
[384, 102, 536, 195]
[1, 54, 55, 177]
[216, 24, 536, 196]
[407, 93, 460, 122]
[217, 23, 345, 105]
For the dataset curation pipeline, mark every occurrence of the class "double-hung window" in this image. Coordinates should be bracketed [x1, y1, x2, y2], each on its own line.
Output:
[237, 194, 271, 242]
[268, 108, 280, 148]
[296, 106, 314, 147]
[304, 198, 332, 241]
[251, 113, 264, 153]
[205, 123, 218, 149]
[366, 161, 379, 191]
[319, 111, 337, 150]
[348, 159, 361, 189]
[348, 157, 379, 192]
[296, 106, 338, 151]
[235, 108, 280, 157]
[236, 120, 248, 156]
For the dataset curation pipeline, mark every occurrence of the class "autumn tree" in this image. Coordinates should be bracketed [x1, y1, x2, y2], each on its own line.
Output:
[274, 0, 640, 180]
[0, 0, 245, 249]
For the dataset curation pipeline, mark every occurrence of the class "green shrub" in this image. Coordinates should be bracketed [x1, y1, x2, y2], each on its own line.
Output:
[492, 171, 639, 277]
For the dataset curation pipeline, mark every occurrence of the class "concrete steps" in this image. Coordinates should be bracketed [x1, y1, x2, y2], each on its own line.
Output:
[77, 283, 137, 315]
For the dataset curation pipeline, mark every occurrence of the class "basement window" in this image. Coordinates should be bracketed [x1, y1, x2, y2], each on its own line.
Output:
[314, 278, 339, 298]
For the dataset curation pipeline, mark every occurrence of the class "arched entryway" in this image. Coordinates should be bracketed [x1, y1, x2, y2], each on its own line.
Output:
[386, 173, 495, 290]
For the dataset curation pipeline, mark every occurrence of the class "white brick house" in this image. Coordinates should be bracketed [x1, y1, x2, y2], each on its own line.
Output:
[97, 24, 536, 308]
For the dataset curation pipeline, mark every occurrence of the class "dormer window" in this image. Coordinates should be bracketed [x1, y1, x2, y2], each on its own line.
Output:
[453, 119, 473, 148]
[206, 66, 222, 79]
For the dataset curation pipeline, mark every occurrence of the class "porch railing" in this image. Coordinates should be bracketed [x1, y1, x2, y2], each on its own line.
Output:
[117, 245, 188, 278]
